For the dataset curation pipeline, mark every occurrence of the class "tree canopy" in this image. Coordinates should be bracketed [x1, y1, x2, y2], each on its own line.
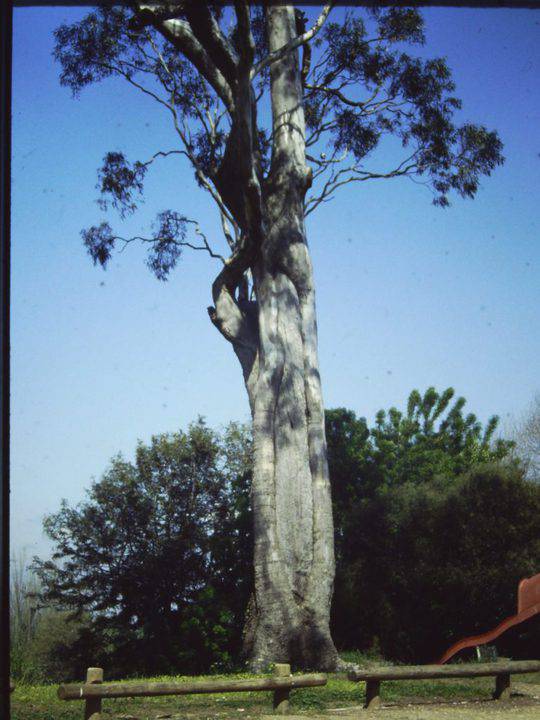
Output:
[52, 4, 504, 280]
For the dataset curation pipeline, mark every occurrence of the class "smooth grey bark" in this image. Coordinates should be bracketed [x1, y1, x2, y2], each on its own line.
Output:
[228, 7, 339, 671]
[138, 2, 339, 670]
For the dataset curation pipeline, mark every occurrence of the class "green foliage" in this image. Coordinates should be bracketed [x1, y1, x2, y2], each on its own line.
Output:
[10, 559, 42, 683]
[52, 5, 504, 281]
[367, 465, 540, 661]
[25, 609, 93, 683]
[369, 386, 512, 487]
[309, 8, 504, 207]
[53, 7, 132, 95]
[31, 390, 539, 675]
[327, 389, 540, 662]
[32, 420, 253, 678]
[10, 557, 91, 683]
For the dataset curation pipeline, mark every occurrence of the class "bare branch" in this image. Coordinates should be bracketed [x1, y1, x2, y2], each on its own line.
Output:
[183, 3, 239, 87]
[94, 60, 172, 109]
[133, 3, 235, 113]
[234, 1, 255, 69]
[306, 117, 338, 147]
[305, 155, 419, 216]
[305, 82, 384, 110]
[189, 222, 226, 263]
[208, 234, 257, 349]
[306, 149, 348, 168]
[141, 35, 240, 235]
[141, 149, 187, 167]
[111, 217, 225, 264]
[251, 2, 334, 80]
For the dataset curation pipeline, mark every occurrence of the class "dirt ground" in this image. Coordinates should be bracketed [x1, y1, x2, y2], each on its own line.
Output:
[107, 700, 540, 720]
[259, 704, 540, 720]
[260, 708, 540, 720]
[260, 683, 540, 720]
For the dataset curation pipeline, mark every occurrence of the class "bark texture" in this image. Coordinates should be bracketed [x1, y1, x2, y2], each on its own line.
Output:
[235, 7, 338, 671]
[138, 2, 340, 670]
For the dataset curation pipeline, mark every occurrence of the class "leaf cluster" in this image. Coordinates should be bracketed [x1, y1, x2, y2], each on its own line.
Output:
[306, 7, 504, 207]
[54, 7, 132, 94]
[326, 388, 540, 663]
[32, 420, 253, 677]
[96, 152, 148, 218]
[51, 4, 505, 284]
[81, 210, 192, 281]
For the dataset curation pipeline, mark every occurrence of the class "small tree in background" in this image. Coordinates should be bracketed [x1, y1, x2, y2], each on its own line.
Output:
[33, 421, 252, 677]
[326, 388, 540, 661]
[9, 556, 41, 682]
[514, 394, 540, 482]
[53, 3, 503, 669]
[10, 556, 91, 683]
[327, 386, 513, 562]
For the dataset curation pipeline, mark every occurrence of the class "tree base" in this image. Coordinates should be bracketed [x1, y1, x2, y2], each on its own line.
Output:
[246, 622, 342, 672]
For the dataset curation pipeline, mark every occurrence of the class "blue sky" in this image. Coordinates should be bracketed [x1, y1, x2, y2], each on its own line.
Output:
[11, 6, 540, 560]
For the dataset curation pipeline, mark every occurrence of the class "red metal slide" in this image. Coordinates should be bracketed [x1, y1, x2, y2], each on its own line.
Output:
[438, 572, 540, 664]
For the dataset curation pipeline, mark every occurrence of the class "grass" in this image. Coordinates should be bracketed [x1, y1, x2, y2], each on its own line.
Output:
[11, 656, 540, 720]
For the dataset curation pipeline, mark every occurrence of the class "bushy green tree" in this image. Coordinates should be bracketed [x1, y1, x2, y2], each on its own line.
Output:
[368, 465, 540, 661]
[32, 420, 252, 678]
[327, 389, 540, 662]
[327, 387, 513, 566]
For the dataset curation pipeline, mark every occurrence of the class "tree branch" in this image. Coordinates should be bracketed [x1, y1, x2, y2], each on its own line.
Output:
[305, 81, 384, 110]
[182, 2, 239, 88]
[112, 222, 226, 263]
[140, 149, 187, 167]
[305, 155, 419, 216]
[132, 3, 235, 113]
[251, 2, 334, 80]
[207, 234, 257, 349]
[94, 60, 172, 110]
[234, 1, 255, 69]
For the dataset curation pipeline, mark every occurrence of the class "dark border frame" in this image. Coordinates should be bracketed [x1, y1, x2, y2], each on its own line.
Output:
[2, 2, 539, 718]
[10, 1, 540, 7]
[1, 2, 13, 718]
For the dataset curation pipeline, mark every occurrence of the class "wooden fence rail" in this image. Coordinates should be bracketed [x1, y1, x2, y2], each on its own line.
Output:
[348, 660, 540, 710]
[58, 664, 327, 719]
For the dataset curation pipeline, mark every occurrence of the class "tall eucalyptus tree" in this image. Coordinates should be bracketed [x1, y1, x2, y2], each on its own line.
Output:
[54, 3, 503, 669]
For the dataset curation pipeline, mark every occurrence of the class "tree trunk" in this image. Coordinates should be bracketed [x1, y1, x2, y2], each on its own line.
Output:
[245, 255, 338, 670]
[239, 6, 339, 672]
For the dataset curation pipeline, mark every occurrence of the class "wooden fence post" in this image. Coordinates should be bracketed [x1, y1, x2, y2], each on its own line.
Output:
[494, 673, 511, 701]
[272, 663, 291, 715]
[365, 680, 381, 710]
[84, 667, 103, 720]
